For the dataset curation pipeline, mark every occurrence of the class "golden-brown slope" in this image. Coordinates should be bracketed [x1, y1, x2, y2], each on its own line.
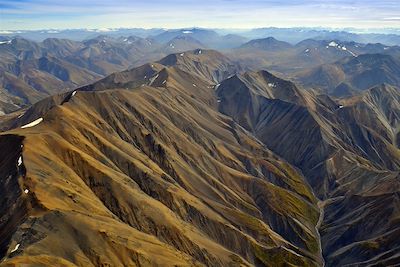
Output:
[0, 65, 321, 266]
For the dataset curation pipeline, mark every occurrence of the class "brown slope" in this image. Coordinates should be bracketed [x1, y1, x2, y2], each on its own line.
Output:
[0, 64, 322, 266]
[157, 49, 240, 83]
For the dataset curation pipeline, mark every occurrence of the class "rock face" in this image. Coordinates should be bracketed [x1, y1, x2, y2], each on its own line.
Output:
[216, 69, 400, 266]
[0, 49, 400, 267]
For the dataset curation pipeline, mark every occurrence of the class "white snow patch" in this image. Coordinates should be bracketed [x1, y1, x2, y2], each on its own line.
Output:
[144, 75, 147, 79]
[304, 49, 310, 53]
[169, 43, 175, 49]
[10, 244, 20, 253]
[214, 84, 221, 90]
[180, 53, 184, 56]
[149, 74, 159, 86]
[192, 84, 197, 87]
[384, 47, 389, 50]
[21, 118, 43, 129]
[338, 105, 344, 109]
[182, 30, 193, 34]
[217, 99, 221, 103]
[347, 50, 357, 57]
[24, 189, 29, 194]
[198, 50, 202, 54]
[162, 80, 166, 84]
[341, 46, 347, 50]
[0, 40, 11, 45]
[72, 91, 77, 97]
[328, 41, 338, 47]
[268, 83, 276, 88]
[18, 156, 22, 166]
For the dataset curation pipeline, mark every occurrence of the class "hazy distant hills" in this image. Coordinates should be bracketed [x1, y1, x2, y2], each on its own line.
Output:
[295, 53, 400, 96]
[3, 27, 400, 46]
[229, 37, 400, 74]
[2, 48, 400, 266]
[152, 28, 248, 49]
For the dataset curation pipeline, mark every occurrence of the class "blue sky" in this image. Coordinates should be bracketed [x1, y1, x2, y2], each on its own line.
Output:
[0, 0, 399, 30]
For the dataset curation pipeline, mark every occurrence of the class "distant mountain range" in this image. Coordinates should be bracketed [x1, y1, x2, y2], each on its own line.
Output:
[1, 32, 400, 115]
[0, 35, 208, 113]
[2, 27, 400, 46]
[295, 53, 400, 96]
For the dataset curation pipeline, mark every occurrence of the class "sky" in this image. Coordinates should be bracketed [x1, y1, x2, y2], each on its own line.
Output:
[0, 0, 399, 30]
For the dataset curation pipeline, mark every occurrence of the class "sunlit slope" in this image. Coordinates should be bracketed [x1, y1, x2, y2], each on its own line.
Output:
[0, 63, 321, 266]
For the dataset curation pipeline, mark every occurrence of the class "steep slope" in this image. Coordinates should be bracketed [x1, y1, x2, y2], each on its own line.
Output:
[0, 63, 322, 266]
[216, 70, 400, 266]
[157, 49, 240, 83]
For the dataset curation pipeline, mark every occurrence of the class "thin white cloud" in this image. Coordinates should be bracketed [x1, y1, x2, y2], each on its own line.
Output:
[1, 0, 399, 30]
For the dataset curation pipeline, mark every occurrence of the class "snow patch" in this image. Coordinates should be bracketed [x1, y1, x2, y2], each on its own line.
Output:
[180, 53, 184, 56]
[18, 156, 22, 166]
[169, 43, 175, 49]
[72, 91, 77, 97]
[214, 84, 221, 90]
[268, 83, 276, 88]
[304, 49, 310, 53]
[24, 189, 29, 194]
[192, 84, 197, 87]
[0, 40, 11, 45]
[162, 80, 166, 84]
[149, 74, 159, 86]
[198, 50, 202, 54]
[10, 244, 20, 253]
[328, 41, 338, 47]
[347, 50, 357, 57]
[338, 105, 344, 109]
[21, 118, 43, 129]
[182, 30, 193, 34]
